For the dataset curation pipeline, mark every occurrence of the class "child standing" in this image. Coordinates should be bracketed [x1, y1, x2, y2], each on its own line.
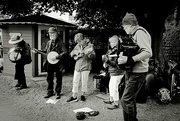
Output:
[102, 35, 125, 109]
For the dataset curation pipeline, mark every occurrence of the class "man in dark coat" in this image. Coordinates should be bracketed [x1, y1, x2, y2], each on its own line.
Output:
[43, 27, 68, 99]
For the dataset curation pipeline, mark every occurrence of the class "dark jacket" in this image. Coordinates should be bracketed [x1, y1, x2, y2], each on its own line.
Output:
[44, 37, 68, 71]
[103, 47, 124, 76]
[16, 40, 31, 65]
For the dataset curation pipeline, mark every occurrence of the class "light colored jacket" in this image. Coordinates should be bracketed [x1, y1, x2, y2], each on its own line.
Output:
[131, 26, 152, 73]
[70, 42, 96, 72]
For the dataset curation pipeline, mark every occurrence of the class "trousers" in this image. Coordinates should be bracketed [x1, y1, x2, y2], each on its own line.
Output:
[109, 75, 124, 101]
[15, 63, 27, 87]
[46, 67, 62, 95]
[121, 72, 146, 121]
[72, 70, 90, 93]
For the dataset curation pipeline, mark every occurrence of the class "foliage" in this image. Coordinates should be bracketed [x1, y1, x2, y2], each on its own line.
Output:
[162, 14, 180, 62]
[0, 0, 34, 18]
[1, 0, 180, 30]
[1, 0, 180, 59]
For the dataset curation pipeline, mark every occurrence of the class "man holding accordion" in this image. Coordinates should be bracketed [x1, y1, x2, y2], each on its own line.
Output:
[118, 13, 152, 121]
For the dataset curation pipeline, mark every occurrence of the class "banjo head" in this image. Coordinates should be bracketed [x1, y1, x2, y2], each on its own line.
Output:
[8, 47, 21, 63]
[47, 51, 59, 64]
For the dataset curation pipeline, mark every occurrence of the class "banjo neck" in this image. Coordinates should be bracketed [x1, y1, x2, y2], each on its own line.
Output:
[31, 48, 46, 56]
[31, 48, 59, 64]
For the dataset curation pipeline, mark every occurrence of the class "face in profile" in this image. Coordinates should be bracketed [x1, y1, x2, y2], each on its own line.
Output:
[123, 25, 132, 34]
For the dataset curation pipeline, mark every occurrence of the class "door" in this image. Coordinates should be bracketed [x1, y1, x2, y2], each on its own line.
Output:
[38, 26, 49, 75]
[38, 26, 65, 75]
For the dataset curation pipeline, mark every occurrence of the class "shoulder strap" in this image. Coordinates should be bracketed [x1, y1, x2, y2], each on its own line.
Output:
[132, 27, 147, 36]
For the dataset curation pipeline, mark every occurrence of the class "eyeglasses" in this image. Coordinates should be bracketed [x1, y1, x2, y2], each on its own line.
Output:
[122, 25, 131, 29]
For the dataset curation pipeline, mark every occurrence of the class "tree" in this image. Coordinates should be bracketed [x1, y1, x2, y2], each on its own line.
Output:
[0, 0, 180, 59]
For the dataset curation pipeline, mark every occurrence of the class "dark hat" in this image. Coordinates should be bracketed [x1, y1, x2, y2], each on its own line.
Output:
[122, 13, 138, 26]
[8, 35, 23, 44]
[48, 27, 57, 33]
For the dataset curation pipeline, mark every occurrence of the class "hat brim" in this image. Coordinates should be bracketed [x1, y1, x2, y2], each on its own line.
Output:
[8, 38, 23, 44]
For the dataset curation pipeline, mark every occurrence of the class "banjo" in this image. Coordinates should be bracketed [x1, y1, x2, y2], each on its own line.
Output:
[31, 48, 59, 64]
[8, 47, 22, 63]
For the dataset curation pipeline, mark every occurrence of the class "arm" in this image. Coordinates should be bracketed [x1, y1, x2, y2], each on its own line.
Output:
[56, 42, 68, 59]
[132, 30, 152, 62]
[86, 44, 96, 59]
[106, 57, 118, 67]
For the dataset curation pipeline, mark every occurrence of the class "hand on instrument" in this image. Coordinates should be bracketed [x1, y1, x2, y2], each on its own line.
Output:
[117, 52, 128, 65]
[51, 56, 57, 61]
[102, 55, 109, 62]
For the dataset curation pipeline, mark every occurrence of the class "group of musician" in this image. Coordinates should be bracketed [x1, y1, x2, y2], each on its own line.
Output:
[7, 13, 152, 121]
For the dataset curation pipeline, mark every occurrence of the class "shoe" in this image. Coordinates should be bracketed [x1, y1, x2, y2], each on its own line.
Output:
[86, 111, 99, 116]
[16, 86, 27, 90]
[15, 84, 21, 87]
[80, 95, 86, 101]
[107, 104, 119, 110]
[67, 96, 78, 102]
[44, 93, 54, 98]
[56, 94, 61, 99]
[103, 99, 113, 104]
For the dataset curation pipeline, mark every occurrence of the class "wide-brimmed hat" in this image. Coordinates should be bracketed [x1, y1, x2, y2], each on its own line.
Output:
[48, 27, 58, 33]
[8, 35, 23, 44]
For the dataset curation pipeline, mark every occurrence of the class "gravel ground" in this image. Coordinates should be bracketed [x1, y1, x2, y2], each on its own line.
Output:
[0, 72, 180, 121]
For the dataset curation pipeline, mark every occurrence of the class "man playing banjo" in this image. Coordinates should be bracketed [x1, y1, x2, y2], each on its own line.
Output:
[33, 27, 68, 99]
[8, 34, 31, 90]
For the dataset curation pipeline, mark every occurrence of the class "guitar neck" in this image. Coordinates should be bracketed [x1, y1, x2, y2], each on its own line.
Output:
[32, 48, 46, 56]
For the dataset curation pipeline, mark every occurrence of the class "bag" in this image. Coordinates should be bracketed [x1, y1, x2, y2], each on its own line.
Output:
[24, 43, 32, 64]
[76, 112, 86, 120]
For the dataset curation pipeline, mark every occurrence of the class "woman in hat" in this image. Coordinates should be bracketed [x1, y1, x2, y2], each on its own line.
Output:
[9, 34, 31, 90]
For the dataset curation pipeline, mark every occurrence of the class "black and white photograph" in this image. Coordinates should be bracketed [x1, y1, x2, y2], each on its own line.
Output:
[0, 1, 180, 121]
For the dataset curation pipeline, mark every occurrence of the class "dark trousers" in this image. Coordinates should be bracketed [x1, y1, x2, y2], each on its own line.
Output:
[15, 63, 27, 87]
[46, 68, 62, 95]
[121, 72, 146, 121]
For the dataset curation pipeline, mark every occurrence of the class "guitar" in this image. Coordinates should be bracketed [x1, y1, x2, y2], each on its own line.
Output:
[73, 44, 94, 60]
[31, 48, 59, 64]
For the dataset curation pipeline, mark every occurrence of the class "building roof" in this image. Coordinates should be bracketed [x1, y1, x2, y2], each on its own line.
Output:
[0, 14, 77, 28]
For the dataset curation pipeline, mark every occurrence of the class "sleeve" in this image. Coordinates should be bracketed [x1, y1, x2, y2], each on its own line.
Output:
[132, 30, 152, 62]
[70, 44, 79, 58]
[56, 42, 68, 59]
[106, 58, 118, 67]
[87, 44, 96, 59]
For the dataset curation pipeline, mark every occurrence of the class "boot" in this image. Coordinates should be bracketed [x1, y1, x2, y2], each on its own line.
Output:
[123, 111, 138, 121]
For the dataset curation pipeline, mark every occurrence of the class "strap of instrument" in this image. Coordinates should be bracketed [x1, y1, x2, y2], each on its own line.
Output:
[15, 52, 20, 61]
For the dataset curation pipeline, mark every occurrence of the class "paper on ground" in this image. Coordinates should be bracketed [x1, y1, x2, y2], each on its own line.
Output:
[46, 99, 59, 104]
[73, 107, 93, 113]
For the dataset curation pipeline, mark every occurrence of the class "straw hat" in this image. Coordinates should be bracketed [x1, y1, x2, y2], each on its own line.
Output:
[8, 35, 23, 44]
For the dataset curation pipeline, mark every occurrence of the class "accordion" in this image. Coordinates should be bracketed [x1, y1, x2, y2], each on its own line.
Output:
[118, 35, 139, 70]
